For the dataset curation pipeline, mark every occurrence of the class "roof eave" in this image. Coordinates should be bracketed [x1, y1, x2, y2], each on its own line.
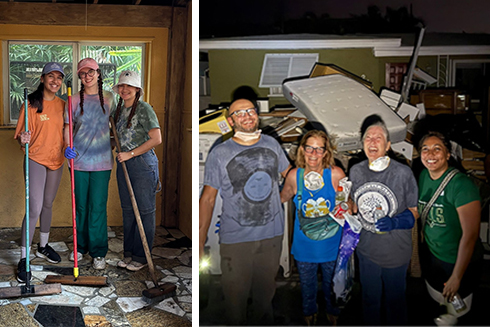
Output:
[199, 38, 402, 50]
[374, 46, 490, 57]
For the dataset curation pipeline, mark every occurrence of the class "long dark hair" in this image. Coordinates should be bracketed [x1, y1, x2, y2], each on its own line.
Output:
[28, 81, 45, 113]
[79, 69, 105, 115]
[113, 90, 141, 128]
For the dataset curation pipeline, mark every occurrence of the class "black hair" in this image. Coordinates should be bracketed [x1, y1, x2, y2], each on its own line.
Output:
[113, 90, 141, 128]
[28, 81, 45, 113]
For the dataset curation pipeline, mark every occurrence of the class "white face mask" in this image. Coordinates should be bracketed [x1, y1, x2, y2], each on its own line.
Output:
[369, 156, 390, 172]
[234, 129, 262, 142]
[304, 171, 324, 191]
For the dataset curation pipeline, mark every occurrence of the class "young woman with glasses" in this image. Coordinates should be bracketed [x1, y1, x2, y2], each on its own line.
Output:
[63, 58, 116, 270]
[280, 130, 346, 326]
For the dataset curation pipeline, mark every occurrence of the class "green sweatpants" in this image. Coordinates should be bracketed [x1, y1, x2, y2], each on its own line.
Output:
[74, 170, 111, 258]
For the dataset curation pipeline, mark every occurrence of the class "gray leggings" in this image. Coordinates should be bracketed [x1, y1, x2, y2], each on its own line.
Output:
[21, 159, 64, 247]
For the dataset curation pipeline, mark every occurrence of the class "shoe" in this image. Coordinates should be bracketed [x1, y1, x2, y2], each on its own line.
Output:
[36, 243, 61, 263]
[117, 257, 132, 268]
[17, 258, 32, 283]
[93, 257, 106, 270]
[69, 251, 83, 262]
[126, 261, 147, 271]
[304, 313, 317, 326]
[435, 313, 458, 326]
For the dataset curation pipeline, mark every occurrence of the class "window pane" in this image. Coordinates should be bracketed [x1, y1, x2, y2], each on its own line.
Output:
[81, 45, 144, 92]
[9, 43, 73, 122]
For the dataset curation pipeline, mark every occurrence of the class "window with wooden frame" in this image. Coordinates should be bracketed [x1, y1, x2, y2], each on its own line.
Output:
[4, 41, 145, 125]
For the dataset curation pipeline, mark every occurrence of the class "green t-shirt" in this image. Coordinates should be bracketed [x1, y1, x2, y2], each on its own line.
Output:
[418, 168, 480, 263]
[112, 100, 160, 152]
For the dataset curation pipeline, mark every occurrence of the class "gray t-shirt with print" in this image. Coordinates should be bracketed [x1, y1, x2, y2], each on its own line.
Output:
[349, 159, 418, 268]
[112, 100, 160, 152]
[203, 135, 290, 244]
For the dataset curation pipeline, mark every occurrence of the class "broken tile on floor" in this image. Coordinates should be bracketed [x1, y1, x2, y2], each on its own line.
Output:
[85, 295, 111, 307]
[0, 226, 192, 324]
[62, 285, 97, 297]
[151, 247, 183, 259]
[34, 304, 84, 327]
[84, 314, 111, 327]
[46, 241, 69, 252]
[30, 292, 84, 306]
[161, 275, 179, 284]
[116, 297, 148, 313]
[180, 301, 192, 312]
[177, 250, 192, 266]
[154, 297, 186, 316]
[177, 295, 192, 303]
[126, 306, 191, 327]
[108, 238, 124, 253]
[173, 266, 192, 278]
[82, 306, 101, 315]
[0, 303, 39, 327]
[166, 228, 185, 239]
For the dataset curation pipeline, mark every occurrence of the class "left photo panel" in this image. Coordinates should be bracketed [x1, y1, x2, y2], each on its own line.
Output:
[0, 1, 192, 326]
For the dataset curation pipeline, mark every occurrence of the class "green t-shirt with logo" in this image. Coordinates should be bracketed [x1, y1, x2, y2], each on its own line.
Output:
[418, 168, 481, 264]
[111, 100, 160, 152]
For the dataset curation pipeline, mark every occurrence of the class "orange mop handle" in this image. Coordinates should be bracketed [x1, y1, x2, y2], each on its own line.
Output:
[67, 82, 79, 279]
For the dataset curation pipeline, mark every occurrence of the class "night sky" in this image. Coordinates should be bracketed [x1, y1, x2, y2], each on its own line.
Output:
[200, 0, 490, 37]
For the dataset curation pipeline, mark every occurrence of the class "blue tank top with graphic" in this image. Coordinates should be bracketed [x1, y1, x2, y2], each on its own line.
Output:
[292, 168, 342, 263]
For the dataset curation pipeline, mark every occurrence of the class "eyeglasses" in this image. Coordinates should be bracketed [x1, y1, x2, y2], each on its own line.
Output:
[79, 69, 96, 79]
[304, 145, 326, 154]
[230, 108, 257, 117]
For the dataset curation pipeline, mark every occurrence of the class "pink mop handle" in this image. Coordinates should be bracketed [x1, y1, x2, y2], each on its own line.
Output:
[67, 83, 79, 278]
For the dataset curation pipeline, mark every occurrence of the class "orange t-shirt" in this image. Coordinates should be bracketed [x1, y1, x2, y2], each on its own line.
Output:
[14, 97, 66, 170]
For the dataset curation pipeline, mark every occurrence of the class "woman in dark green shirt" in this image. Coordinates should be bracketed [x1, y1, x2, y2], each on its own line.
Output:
[418, 131, 482, 324]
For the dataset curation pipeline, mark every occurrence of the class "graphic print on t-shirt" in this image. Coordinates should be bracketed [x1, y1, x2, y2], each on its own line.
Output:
[354, 181, 398, 223]
[226, 147, 279, 227]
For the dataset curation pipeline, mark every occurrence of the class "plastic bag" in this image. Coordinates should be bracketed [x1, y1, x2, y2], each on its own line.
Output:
[332, 213, 361, 307]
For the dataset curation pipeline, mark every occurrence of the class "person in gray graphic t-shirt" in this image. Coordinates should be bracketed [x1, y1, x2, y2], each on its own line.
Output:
[199, 98, 291, 325]
[349, 114, 419, 326]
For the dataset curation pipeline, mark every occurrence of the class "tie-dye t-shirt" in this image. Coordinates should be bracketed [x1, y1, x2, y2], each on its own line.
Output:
[65, 90, 115, 171]
[111, 100, 160, 152]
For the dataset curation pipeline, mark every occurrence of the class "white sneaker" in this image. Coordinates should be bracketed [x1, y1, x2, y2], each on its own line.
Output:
[117, 257, 132, 268]
[69, 251, 83, 262]
[93, 257, 106, 270]
[126, 261, 147, 271]
[435, 314, 458, 326]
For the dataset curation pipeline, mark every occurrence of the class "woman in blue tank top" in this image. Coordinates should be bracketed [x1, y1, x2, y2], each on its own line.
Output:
[281, 130, 346, 325]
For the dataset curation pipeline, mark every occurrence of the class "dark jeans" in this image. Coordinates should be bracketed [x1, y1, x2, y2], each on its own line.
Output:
[116, 149, 160, 264]
[358, 252, 409, 326]
[220, 235, 282, 325]
[296, 260, 340, 317]
[420, 242, 482, 299]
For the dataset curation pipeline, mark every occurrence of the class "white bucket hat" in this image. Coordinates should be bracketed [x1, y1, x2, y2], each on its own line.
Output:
[113, 70, 144, 96]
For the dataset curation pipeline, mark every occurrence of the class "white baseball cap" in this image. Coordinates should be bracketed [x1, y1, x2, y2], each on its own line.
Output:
[112, 70, 144, 96]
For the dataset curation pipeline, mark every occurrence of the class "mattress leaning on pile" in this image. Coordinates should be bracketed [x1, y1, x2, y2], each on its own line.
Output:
[283, 74, 407, 152]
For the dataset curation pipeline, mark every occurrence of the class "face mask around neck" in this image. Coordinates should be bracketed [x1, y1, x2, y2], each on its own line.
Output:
[369, 156, 390, 172]
[234, 130, 262, 142]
